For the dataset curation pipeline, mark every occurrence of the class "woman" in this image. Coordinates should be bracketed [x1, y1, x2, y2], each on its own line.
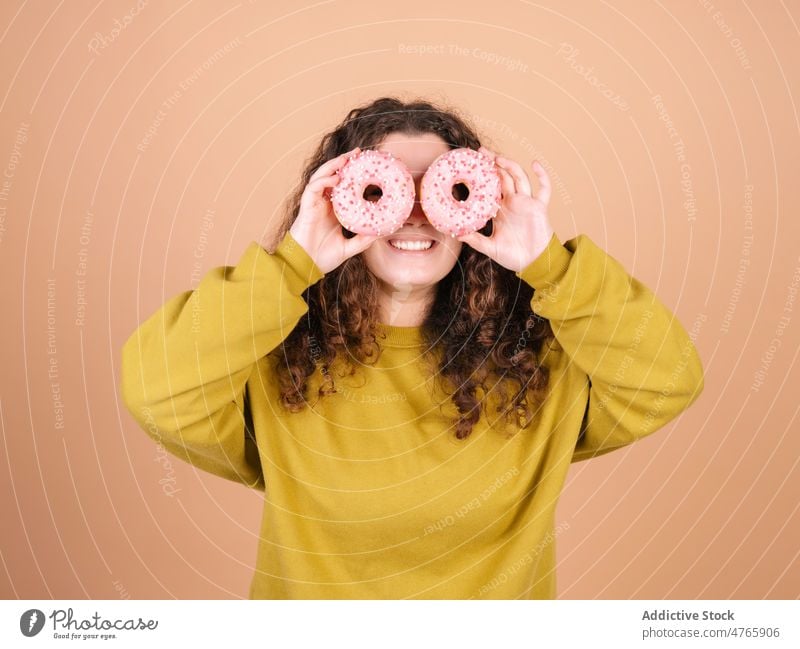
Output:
[120, 97, 705, 599]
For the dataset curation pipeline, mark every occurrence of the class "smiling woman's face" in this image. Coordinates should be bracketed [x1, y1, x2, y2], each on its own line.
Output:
[360, 131, 463, 300]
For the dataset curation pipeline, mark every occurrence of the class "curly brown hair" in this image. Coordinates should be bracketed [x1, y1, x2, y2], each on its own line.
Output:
[264, 96, 554, 440]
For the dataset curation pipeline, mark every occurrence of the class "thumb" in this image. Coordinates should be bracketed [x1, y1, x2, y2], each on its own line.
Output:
[456, 230, 490, 256]
[345, 233, 380, 258]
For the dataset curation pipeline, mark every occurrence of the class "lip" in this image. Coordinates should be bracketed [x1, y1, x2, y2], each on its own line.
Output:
[387, 233, 438, 242]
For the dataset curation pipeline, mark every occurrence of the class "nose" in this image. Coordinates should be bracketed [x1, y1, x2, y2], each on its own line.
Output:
[404, 199, 429, 225]
[404, 177, 428, 222]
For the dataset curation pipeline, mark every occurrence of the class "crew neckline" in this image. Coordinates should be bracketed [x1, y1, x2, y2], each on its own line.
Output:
[374, 322, 425, 348]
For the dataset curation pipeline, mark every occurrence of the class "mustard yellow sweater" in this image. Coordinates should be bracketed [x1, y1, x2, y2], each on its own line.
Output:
[120, 230, 704, 599]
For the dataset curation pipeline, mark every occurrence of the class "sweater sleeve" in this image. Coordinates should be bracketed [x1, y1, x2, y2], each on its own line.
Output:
[120, 231, 324, 488]
[516, 232, 705, 463]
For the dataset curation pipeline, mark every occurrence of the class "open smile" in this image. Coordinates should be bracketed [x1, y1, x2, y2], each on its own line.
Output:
[386, 236, 438, 253]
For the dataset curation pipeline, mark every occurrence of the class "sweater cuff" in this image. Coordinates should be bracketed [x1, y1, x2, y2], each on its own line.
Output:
[248, 231, 325, 295]
[514, 232, 573, 290]
[274, 230, 326, 284]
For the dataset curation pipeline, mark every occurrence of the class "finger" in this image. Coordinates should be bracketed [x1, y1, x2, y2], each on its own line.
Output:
[496, 166, 516, 199]
[310, 147, 361, 181]
[344, 233, 380, 257]
[456, 230, 491, 257]
[531, 160, 552, 206]
[306, 173, 340, 196]
[496, 156, 532, 196]
[478, 145, 497, 162]
[309, 158, 342, 182]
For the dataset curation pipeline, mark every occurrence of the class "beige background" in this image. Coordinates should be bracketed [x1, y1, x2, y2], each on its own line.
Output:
[1, 0, 798, 599]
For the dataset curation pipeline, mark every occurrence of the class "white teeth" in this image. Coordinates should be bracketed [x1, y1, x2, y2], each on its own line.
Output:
[389, 239, 433, 251]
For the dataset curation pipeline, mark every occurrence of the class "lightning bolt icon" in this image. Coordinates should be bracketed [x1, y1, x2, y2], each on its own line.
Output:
[28, 611, 38, 632]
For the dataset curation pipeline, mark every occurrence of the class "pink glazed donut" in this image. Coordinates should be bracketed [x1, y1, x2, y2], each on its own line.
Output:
[420, 148, 502, 237]
[330, 149, 415, 236]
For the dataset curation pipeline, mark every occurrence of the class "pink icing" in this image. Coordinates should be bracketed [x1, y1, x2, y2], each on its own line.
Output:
[330, 150, 415, 236]
[420, 148, 502, 237]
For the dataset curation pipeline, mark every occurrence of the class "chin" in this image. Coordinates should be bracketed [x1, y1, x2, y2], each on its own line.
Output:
[380, 272, 437, 288]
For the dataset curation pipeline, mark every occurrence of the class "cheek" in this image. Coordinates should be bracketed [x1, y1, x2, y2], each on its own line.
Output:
[421, 240, 463, 279]
[360, 244, 382, 276]
[440, 240, 464, 269]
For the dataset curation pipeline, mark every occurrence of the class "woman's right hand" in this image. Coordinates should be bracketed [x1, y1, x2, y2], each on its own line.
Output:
[289, 147, 380, 275]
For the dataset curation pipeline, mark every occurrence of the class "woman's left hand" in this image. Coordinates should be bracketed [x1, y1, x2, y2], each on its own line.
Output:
[457, 147, 556, 273]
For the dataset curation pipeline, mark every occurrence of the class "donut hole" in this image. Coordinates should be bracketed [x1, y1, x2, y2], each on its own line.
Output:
[363, 184, 383, 202]
[451, 182, 470, 202]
